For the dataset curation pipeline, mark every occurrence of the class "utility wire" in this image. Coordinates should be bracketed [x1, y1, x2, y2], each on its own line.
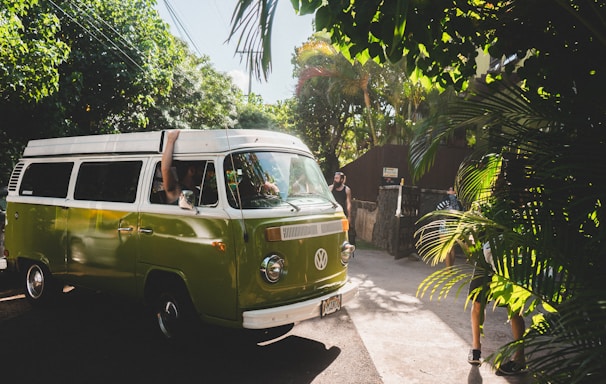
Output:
[74, 0, 146, 60]
[68, 0, 145, 71]
[47, 0, 145, 72]
[163, 0, 203, 57]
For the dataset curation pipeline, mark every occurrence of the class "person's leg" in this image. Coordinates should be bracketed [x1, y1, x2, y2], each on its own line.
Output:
[446, 248, 455, 267]
[471, 301, 483, 350]
[510, 314, 525, 363]
[468, 300, 483, 365]
[468, 268, 485, 365]
[497, 313, 527, 375]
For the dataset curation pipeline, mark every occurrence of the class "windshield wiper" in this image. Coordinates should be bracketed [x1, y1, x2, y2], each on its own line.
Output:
[288, 193, 337, 209]
[282, 199, 301, 212]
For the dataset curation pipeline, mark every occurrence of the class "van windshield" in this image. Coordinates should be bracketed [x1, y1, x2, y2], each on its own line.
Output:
[224, 152, 334, 209]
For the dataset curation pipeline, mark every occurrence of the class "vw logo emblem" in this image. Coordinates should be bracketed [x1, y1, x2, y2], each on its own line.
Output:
[314, 248, 328, 270]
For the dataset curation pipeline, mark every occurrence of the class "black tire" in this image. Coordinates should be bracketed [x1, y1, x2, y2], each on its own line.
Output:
[23, 262, 62, 306]
[153, 280, 198, 344]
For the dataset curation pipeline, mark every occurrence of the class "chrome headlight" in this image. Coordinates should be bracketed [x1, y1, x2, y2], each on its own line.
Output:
[340, 242, 355, 265]
[260, 254, 285, 283]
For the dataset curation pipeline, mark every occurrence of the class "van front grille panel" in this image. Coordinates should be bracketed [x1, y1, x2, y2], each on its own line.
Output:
[280, 220, 343, 241]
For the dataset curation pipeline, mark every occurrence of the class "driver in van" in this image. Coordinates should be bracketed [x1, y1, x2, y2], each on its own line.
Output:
[162, 130, 204, 205]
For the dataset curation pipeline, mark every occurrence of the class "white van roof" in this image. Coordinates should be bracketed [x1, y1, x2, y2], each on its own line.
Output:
[22, 129, 311, 158]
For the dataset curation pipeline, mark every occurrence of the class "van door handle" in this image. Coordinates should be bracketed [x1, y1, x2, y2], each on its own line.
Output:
[139, 228, 153, 235]
[118, 227, 134, 233]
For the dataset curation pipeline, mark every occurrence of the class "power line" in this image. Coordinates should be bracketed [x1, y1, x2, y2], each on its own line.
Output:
[74, 0, 146, 60]
[47, 0, 145, 72]
[162, 0, 202, 57]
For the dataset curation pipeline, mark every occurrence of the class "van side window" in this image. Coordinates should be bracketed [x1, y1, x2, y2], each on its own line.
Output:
[19, 162, 74, 198]
[150, 161, 217, 206]
[74, 161, 142, 203]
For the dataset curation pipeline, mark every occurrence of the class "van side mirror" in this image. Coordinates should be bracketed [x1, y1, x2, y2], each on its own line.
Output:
[178, 190, 195, 210]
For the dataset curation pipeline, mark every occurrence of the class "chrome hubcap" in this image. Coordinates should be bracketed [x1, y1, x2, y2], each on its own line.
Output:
[158, 300, 179, 338]
[26, 265, 44, 299]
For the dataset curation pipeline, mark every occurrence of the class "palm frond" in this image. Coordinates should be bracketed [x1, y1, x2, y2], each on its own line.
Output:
[491, 295, 606, 384]
[413, 79, 606, 382]
[455, 153, 501, 206]
[229, 0, 278, 81]
[416, 263, 475, 301]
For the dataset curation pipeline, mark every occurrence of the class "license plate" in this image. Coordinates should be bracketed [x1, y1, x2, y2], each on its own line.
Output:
[321, 294, 342, 317]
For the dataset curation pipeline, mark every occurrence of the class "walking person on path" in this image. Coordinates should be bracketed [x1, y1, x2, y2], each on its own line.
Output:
[468, 241, 527, 376]
[329, 171, 355, 245]
[435, 186, 463, 267]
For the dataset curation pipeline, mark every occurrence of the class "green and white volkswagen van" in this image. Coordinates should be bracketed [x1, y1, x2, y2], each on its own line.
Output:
[3, 129, 357, 340]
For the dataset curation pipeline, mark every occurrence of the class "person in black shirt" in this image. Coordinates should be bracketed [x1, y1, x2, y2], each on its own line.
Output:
[329, 171, 355, 245]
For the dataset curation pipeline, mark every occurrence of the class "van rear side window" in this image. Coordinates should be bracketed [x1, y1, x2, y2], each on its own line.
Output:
[20, 162, 74, 198]
[74, 161, 142, 203]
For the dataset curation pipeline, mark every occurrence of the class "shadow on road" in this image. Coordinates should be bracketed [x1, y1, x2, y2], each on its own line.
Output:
[0, 287, 341, 383]
[348, 248, 533, 384]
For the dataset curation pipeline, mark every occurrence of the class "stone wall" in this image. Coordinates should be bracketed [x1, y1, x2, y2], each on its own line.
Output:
[352, 200, 377, 243]
[353, 187, 448, 257]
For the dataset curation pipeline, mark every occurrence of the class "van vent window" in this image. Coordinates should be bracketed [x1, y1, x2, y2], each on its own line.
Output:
[8, 162, 25, 192]
[75, 161, 142, 203]
[19, 162, 74, 198]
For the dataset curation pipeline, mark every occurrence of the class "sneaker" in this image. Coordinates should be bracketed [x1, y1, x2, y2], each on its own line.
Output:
[468, 349, 481, 365]
[497, 360, 527, 376]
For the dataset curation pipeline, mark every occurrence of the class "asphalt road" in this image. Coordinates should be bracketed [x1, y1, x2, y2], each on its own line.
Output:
[0, 271, 379, 384]
[0, 245, 532, 384]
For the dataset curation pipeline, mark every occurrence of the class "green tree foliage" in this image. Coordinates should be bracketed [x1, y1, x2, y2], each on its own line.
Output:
[0, 0, 70, 101]
[291, 85, 353, 178]
[148, 40, 241, 130]
[292, 37, 364, 176]
[1, 0, 179, 138]
[47, 0, 179, 134]
[235, 94, 281, 130]
[0, 0, 179, 185]
[292, 35, 442, 173]
[232, 1, 603, 102]
[296, 36, 378, 146]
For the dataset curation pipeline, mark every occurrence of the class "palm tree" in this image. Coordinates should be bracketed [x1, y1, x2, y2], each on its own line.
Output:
[412, 80, 606, 383]
[295, 38, 379, 146]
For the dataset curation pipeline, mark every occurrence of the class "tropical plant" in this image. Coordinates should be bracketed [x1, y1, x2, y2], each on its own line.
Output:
[413, 80, 606, 382]
[293, 35, 441, 169]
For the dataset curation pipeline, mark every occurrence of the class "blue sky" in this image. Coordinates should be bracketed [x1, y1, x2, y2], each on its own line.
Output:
[155, 0, 314, 104]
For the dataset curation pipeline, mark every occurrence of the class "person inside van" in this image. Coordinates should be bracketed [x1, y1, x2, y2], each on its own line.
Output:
[201, 165, 218, 205]
[162, 130, 204, 205]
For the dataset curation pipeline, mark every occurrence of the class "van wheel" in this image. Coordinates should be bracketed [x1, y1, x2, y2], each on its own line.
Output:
[23, 263, 61, 306]
[153, 281, 196, 343]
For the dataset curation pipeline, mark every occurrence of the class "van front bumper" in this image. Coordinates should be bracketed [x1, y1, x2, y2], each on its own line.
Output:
[242, 280, 358, 329]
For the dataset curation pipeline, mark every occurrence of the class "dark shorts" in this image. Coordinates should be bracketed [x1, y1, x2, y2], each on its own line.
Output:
[469, 265, 493, 303]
